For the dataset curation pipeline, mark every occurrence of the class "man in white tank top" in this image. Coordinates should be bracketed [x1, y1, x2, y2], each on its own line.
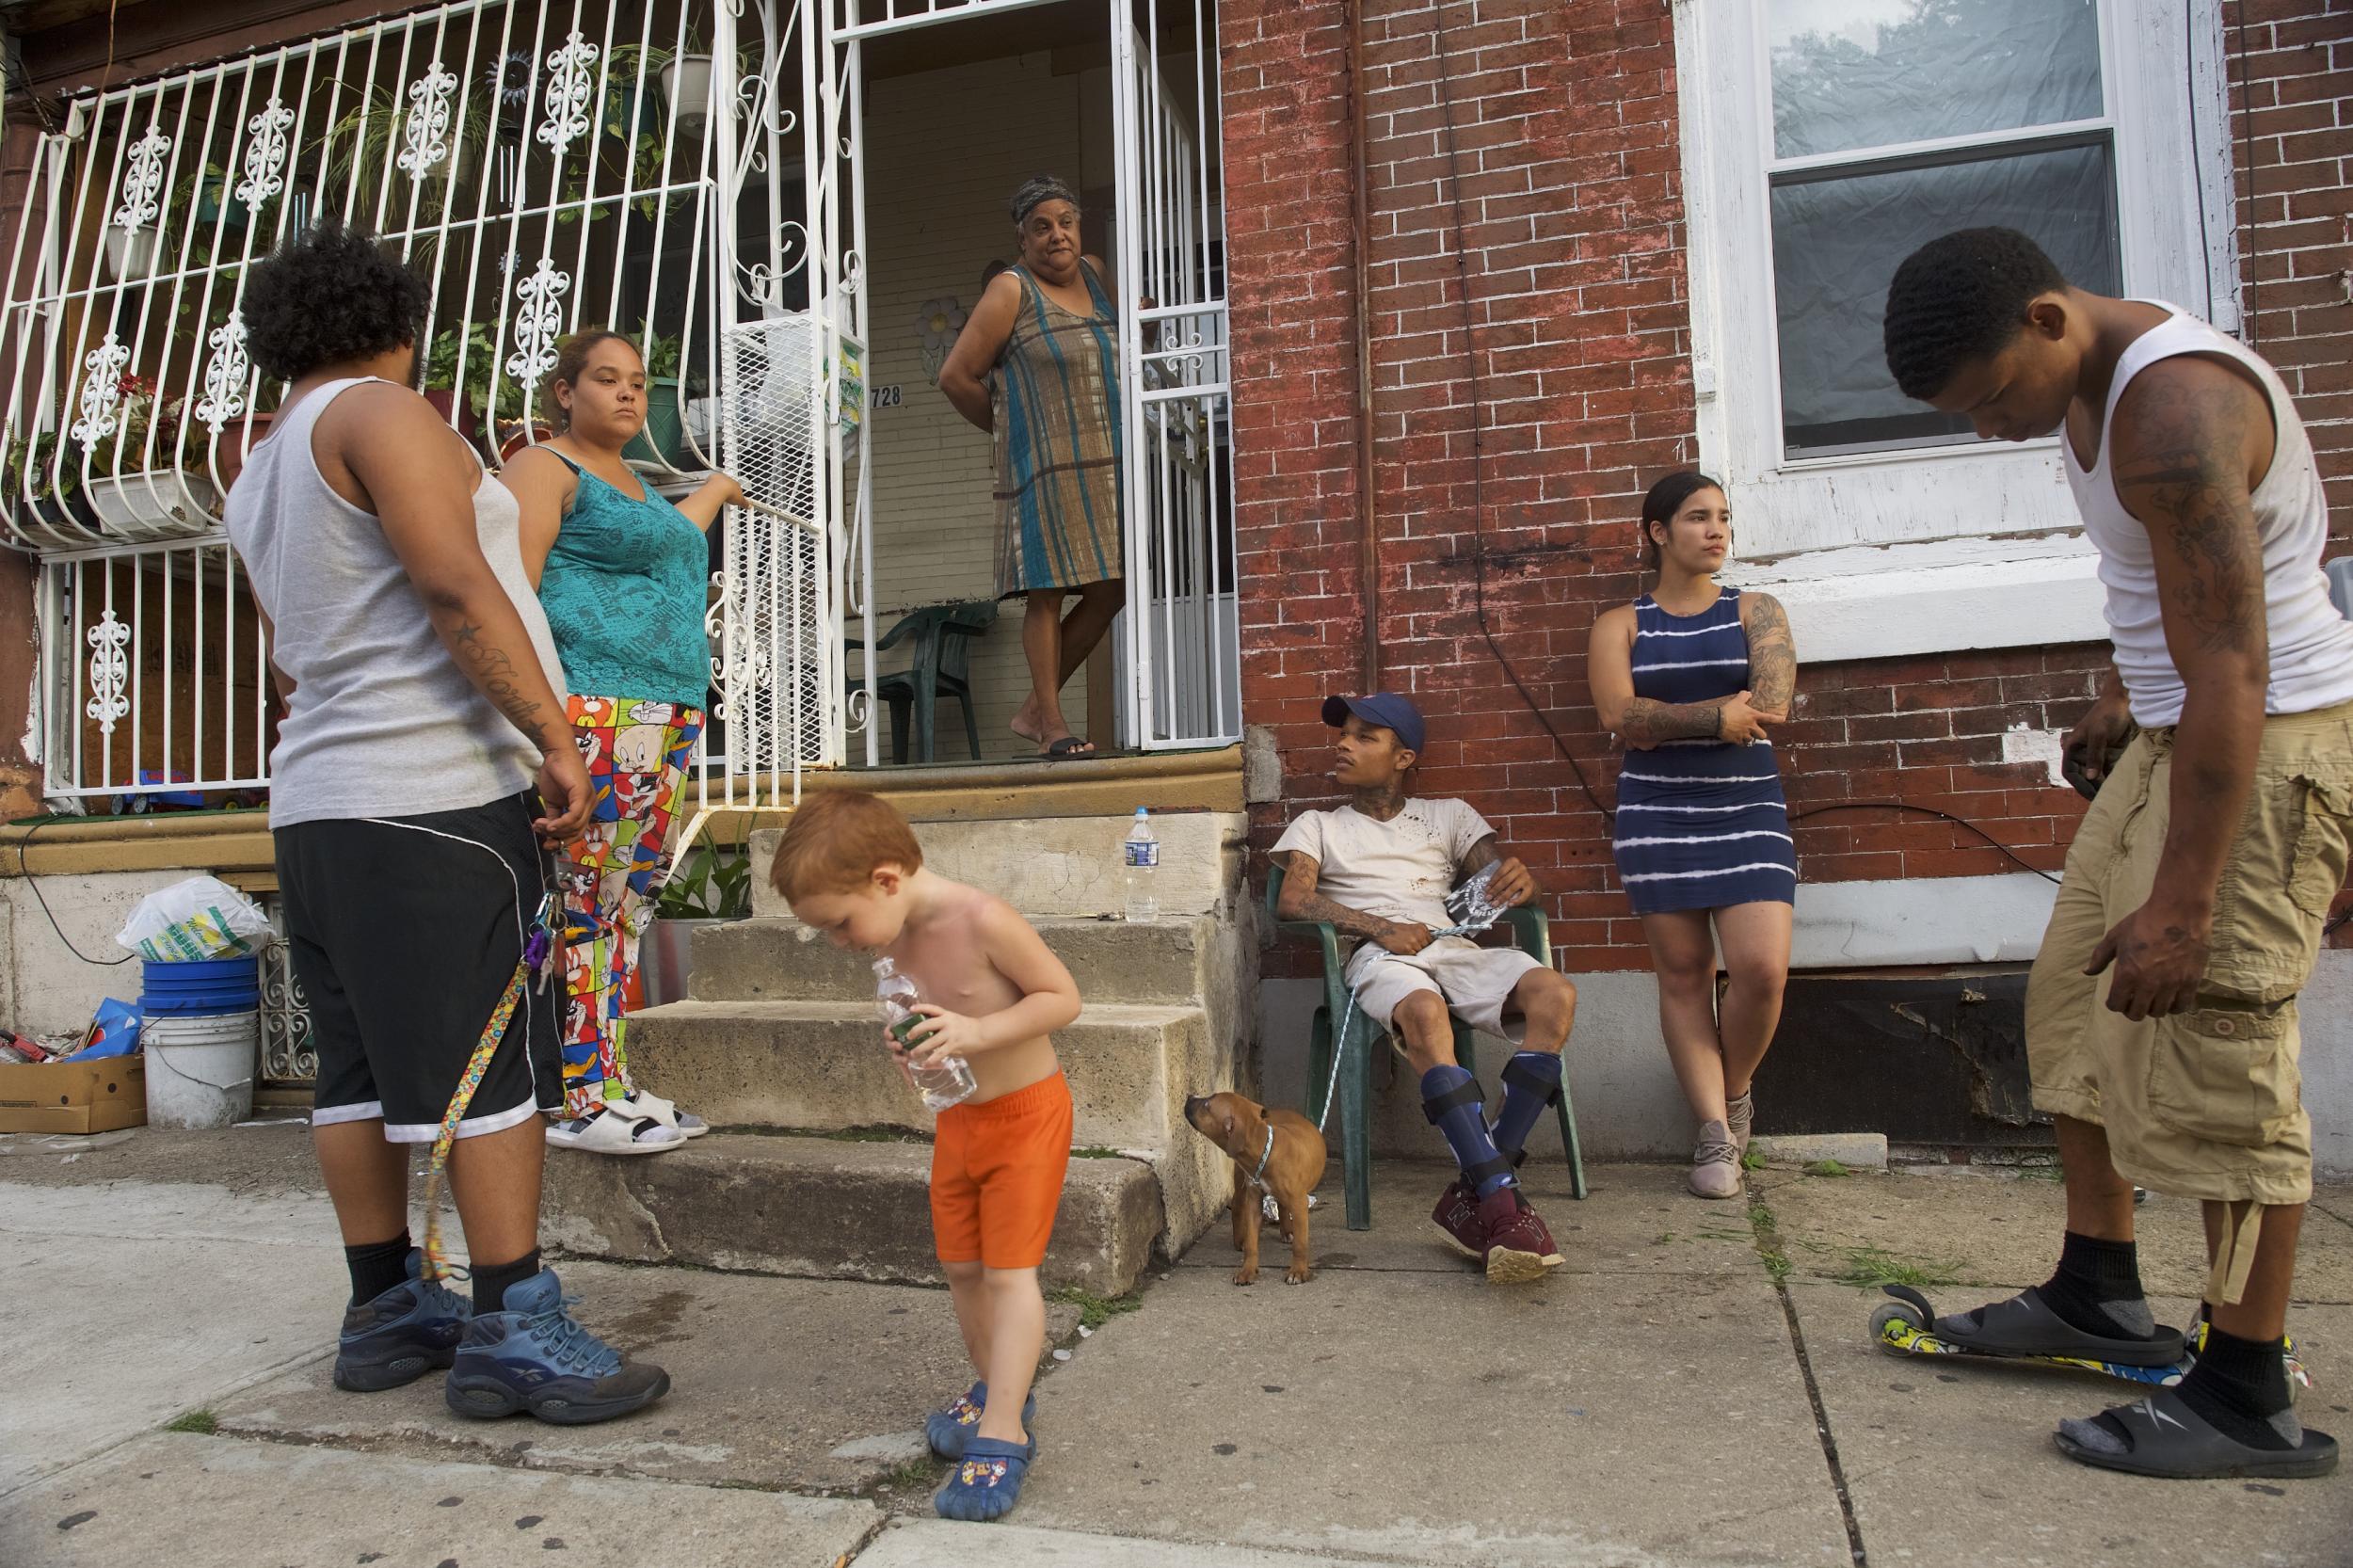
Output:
[1880, 227, 2353, 1480]
[225, 222, 668, 1425]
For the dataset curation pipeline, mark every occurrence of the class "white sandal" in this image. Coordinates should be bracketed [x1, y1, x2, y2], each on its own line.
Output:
[546, 1104, 684, 1155]
[615, 1088, 708, 1139]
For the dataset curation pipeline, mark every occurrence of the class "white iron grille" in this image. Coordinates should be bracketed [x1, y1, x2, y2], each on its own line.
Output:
[2, 2, 840, 801]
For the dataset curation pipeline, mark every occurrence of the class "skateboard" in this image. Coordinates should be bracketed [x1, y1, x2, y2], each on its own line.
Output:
[1870, 1284, 2312, 1396]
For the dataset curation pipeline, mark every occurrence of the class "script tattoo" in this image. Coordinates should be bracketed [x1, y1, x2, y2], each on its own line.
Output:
[450, 617, 555, 753]
[2114, 378, 2265, 660]
[1742, 591, 1796, 715]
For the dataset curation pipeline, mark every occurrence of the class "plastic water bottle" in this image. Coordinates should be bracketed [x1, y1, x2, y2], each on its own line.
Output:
[1123, 807, 1160, 923]
[872, 956, 975, 1112]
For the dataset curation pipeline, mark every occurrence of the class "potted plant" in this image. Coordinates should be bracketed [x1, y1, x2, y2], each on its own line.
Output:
[3, 430, 100, 536]
[640, 842, 751, 1007]
[623, 322, 710, 470]
[74, 373, 218, 538]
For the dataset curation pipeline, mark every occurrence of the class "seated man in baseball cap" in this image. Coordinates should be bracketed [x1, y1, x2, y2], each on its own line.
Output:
[1272, 692, 1576, 1283]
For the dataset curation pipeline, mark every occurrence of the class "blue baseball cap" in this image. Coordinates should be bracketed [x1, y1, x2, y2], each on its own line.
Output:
[1322, 692, 1425, 756]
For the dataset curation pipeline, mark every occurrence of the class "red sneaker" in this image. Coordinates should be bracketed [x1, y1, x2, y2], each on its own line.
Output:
[1480, 1186, 1565, 1285]
[1432, 1178, 1485, 1258]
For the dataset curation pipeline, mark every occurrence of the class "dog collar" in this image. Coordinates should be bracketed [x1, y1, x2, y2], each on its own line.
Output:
[1248, 1126, 1275, 1189]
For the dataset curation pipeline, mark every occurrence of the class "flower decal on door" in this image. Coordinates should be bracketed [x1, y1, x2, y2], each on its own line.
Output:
[916, 296, 966, 386]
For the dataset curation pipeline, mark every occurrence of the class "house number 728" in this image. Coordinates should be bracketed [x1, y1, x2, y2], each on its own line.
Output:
[870, 385, 903, 408]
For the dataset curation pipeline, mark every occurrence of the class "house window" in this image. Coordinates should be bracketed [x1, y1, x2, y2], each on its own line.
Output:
[1766, 0, 2121, 458]
[1676, 0, 2236, 657]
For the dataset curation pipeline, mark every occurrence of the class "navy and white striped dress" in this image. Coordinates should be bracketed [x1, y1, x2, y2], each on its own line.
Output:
[1611, 587, 1797, 915]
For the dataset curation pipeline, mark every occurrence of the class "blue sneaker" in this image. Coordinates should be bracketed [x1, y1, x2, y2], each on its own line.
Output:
[926, 1380, 1040, 1461]
[934, 1435, 1035, 1523]
[442, 1267, 670, 1425]
[334, 1249, 470, 1393]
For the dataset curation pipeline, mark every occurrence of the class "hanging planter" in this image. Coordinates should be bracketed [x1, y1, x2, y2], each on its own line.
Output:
[85, 469, 220, 540]
[102, 226, 160, 282]
[662, 54, 714, 129]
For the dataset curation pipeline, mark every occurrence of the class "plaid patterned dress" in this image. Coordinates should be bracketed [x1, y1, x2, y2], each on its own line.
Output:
[992, 262, 1123, 596]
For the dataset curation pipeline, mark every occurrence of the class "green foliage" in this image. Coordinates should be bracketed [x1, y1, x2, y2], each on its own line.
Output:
[653, 843, 751, 920]
[164, 1409, 218, 1434]
[1049, 1286, 1143, 1333]
[1832, 1245, 1961, 1291]
[1803, 1159, 1849, 1178]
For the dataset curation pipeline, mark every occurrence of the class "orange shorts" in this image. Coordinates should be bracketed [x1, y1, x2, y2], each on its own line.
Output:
[930, 1071, 1074, 1271]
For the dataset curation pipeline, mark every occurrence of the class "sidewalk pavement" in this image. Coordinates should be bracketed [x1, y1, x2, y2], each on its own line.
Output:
[5, 1124, 2352, 1566]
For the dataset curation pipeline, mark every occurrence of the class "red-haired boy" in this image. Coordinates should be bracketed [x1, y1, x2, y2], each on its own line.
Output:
[773, 792, 1080, 1521]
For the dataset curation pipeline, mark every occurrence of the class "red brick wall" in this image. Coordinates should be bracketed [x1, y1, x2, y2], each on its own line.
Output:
[1225, 0, 2349, 972]
[2233, 0, 2353, 552]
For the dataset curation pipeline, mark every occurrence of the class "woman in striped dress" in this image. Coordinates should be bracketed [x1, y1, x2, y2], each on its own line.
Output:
[1588, 471, 1798, 1199]
[938, 175, 1125, 759]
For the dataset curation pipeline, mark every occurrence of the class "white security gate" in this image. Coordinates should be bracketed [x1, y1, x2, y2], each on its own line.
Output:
[808, 0, 1238, 761]
[0, 0, 836, 811]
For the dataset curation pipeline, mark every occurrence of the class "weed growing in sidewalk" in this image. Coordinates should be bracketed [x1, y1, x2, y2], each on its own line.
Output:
[1745, 1193, 1794, 1285]
[1832, 1244, 1961, 1290]
[164, 1409, 217, 1434]
[1051, 1285, 1144, 1332]
[1739, 1147, 1766, 1172]
[879, 1457, 937, 1491]
[1804, 1159, 1850, 1178]
[1071, 1145, 1127, 1160]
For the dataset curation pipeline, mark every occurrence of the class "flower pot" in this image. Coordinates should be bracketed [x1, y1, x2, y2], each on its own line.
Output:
[662, 54, 714, 128]
[621, 376, 690, 468]
[194, 173, 250, 231]
[497, 419, 554, 461]
[421, 389, 484, 451]
[213, 410, 275, 494]
[102, 226, 160, 282]
[85, 469, 221, 540]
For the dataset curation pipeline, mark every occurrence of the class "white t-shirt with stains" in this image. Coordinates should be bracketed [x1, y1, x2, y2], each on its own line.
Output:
[1272, 798, 1496, 932]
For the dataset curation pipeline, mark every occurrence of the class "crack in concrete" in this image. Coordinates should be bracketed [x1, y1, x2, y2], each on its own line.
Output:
[1746, 1188, 1870, 1568]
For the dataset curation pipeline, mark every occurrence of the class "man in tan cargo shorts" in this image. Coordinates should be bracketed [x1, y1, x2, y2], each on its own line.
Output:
[1884, 228, 2353, 1480]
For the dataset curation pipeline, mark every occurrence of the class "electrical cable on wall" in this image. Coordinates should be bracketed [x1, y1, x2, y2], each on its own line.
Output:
[1425, 2, 2062, 888]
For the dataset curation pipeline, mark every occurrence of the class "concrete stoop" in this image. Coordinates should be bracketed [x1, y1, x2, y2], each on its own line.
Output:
[547, 816, 1258, 1294]
[538, 1132, 1160, 1295]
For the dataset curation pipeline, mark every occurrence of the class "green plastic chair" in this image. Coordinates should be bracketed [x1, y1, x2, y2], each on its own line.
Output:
[845, 600, 998, 763]
[1265, 859, 1589, 1231]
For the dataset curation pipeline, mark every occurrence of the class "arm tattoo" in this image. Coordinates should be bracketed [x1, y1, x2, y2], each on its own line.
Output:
[1615, 696, 1730, 744]
[1743, 592, 1796, 713]
[1276, 851, 1398, 941]
[448, 619, 555, 753]
[1458, 835, 1503, 878]
[2114, 379, 2265, 660]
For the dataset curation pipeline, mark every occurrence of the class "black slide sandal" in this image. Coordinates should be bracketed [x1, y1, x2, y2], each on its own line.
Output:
[2056, 1387, 2338, 1480]
[1933, 1287, 2185, 1368]
[1045, 735, 1096, 760]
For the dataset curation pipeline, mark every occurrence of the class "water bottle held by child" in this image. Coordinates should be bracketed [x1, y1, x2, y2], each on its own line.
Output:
[872, 956, 976, 1112]
[1124, 807, 1159, 923]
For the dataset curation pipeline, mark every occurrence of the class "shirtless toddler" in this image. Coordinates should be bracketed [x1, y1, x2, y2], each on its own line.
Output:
[772, 791, 1080, 1522]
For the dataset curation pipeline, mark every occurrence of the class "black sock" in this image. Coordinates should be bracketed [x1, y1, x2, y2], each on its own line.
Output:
[2175, 1325, 2298, 1450]
[2037, 1230, 2157, 1340]
[472, 1247, 542, 1317]
[345, 1232, 414, 1306]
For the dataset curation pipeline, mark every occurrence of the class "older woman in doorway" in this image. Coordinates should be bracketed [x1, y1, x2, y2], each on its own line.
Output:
[505, 329, 744, 1156]
[937, 175, 1126, 760]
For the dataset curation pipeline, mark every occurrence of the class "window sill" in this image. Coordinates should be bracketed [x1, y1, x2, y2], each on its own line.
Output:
[1724, 534, 2107, 664]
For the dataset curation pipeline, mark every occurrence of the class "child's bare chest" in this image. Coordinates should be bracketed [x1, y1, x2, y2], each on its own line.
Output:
[894, 927, 1018, 1016]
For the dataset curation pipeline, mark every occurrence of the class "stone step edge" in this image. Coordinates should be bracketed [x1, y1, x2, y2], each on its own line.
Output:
[664, 1127, 1168, 1161]
[634, 999, 1209, 1028]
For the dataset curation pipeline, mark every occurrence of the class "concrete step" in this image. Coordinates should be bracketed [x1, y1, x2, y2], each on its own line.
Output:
[540, 1131, 1160, 1295]
[626, 999, 1231, 1252]
[687, 914, 1225, 1006]
[748, 810, 1247, 920]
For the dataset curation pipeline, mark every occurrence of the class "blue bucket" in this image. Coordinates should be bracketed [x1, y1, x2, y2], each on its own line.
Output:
[140, 954, 263, 1017]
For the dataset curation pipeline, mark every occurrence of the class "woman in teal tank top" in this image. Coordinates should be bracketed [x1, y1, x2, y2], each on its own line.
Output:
[506, 330, 745, 1156]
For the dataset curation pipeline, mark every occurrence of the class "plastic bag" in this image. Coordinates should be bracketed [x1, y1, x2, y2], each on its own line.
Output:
[76, 999, 142, 1059]
[113, 875, 273, 962]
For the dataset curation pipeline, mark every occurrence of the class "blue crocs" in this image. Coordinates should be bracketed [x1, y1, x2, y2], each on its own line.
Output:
[934, 1435, 1034, 1522]
[443, 1267, 671, 1426]
[334, 1249, 471, 1393]
[926, 1380, 1040, 1461]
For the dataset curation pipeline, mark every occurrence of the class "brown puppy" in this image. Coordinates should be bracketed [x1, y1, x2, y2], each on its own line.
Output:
[1183, 1091, 1328, 1286]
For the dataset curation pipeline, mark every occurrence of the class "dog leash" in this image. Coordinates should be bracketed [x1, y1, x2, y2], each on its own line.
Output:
[1312, 904, 1506, 1136]
[417, 892, 559, 1285]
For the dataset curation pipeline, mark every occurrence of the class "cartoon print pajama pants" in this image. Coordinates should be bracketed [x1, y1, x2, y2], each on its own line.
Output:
[555, 695, 706, 1119]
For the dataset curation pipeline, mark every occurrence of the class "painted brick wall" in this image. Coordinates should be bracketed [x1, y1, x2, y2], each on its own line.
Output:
[1225, 0, 2350, 974]
[2233, 0, 2353, 552]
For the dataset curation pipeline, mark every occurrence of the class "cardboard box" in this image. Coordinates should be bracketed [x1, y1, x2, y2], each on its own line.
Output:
[0, 1056, 147, 1134]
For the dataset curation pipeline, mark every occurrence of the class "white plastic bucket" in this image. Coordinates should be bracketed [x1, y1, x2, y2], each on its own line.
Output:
[144, 1010, 258, 1128]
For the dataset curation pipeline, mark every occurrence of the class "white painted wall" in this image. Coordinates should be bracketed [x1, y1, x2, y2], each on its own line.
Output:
[2, 871, 184, 1039]
[1258, 876, 2353, 1176]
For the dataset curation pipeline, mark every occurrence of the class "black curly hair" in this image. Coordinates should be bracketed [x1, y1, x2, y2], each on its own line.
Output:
[241, 220, 431, 383]
[1882, 227, 2068, 402]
